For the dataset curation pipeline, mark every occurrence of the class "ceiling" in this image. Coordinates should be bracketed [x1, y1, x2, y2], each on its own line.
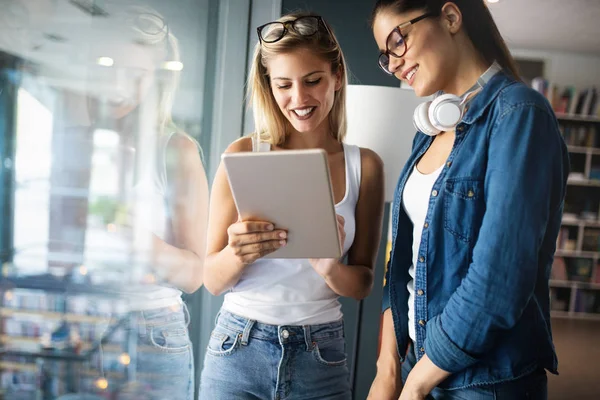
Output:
[487, 0, 600, 55]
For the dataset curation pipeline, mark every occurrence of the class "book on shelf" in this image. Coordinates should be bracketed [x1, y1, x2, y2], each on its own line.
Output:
[551, 256, 568, 281]
[555, 226, 576, 252]
[531, 77, 599, 118]
[574, 289, 600, 314]
[571, 258, 594, 282]
[552, 256, 594, 282]
[582, 228, 600, 252]
[560, 123, 598, 147]
[550, 286, 570, 312]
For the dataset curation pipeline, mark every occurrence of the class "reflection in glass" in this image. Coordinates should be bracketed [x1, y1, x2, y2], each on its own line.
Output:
[0, 1, 210, 398]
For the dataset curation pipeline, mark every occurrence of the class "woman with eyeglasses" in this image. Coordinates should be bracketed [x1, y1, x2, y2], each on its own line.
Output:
[368, 1, 569, 400]
[199, 11, 385, 400]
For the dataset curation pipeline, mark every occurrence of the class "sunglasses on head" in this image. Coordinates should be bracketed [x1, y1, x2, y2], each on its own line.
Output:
[378, 11, 439, 75]
[257, 15, 332, 44]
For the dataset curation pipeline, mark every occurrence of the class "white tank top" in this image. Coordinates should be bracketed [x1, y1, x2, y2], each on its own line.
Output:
[222, 142, 362, 325]
[122, 132, 201, 311]
[402, 163, 443, 341]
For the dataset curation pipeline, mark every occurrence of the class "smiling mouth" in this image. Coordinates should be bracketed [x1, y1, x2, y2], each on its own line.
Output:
[405, 65, 419, 82]
[291, 107, 316, 120]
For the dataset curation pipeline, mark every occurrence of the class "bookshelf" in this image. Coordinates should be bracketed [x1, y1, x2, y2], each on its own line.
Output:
[555, 113, 600, 123]
[0, 278, 138, 398]
[551, 114, 600, 320]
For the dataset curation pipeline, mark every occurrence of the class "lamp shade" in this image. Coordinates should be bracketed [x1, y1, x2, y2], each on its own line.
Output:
[345, 84, 427, 202]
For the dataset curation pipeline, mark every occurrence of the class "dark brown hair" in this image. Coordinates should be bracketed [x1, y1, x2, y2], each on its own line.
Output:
[371, 0, 521, 80]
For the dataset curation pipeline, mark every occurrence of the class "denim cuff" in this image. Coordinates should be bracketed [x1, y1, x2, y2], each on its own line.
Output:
[381, 283, 391, 313]
[424, 314, 478, 374]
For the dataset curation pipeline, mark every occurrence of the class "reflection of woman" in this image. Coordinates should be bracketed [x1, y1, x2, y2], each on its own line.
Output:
[368, 1, 569, 400]
[80, 8, 208, 400]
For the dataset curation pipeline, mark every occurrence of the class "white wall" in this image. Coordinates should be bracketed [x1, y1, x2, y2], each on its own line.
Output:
[511, 48, 600, 90]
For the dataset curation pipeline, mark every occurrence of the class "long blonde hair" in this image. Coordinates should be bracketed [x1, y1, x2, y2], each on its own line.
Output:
[247, 12, 349, 146]
[129, 7, 182, 136]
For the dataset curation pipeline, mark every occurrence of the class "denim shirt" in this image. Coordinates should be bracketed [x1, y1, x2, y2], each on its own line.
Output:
[382, 71, 569, 389]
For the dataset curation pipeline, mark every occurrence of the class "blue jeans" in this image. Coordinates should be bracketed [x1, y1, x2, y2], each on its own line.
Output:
[56, 303, 194, 400]
[402, 342, 548, 400]
[199, 310, 351, 400]
[111, 302, 195, 400]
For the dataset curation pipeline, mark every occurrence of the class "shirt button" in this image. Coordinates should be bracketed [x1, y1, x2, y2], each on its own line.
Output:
[417, 289, 424, 296]
[420, 347, 425, 353]
[467, 190, 474, 197]
[419, 256, 425, 263]
[281, 329, 290, 339]
[431, 190, 438, 197]
[423, 222, 429, 228]
[419, 319, 426, 326]
[446, 161, 452, 168]
[457, 125, 464, 132]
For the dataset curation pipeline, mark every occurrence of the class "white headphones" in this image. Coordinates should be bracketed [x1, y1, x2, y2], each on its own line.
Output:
[413, 62, 502, 136]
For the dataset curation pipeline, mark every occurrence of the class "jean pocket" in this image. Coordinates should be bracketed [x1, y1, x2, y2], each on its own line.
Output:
[312, 338, 347, 367]
[206, 328, 240, 357]
[149, 324, 191, 354]
[444, 178, 485, 243]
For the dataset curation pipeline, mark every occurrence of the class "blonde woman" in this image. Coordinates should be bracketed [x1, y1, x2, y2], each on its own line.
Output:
[200, 12, 385, 400]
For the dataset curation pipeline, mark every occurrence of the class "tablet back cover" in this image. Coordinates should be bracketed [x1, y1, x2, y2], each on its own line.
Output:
[222, 149, 341, 259]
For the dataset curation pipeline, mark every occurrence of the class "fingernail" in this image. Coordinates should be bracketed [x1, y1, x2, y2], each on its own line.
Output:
[267, 225, 274, 231]
[279, 232, 287, 238]
[280, 240, 286, 246]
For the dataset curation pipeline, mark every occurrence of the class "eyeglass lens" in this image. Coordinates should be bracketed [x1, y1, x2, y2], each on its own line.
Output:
[260, 16, 320, 43]
[379, 29, 406, 74]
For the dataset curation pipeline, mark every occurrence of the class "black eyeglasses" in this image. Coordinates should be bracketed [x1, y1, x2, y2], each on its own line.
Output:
[257, 15, 331, 44]
[378, 12, 438, 75]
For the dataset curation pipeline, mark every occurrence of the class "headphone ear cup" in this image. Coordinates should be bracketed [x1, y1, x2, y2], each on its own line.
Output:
[413, 101, 440, 136]
[428, 94, 463, 132]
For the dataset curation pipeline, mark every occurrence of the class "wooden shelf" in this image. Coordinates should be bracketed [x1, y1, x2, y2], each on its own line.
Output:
[561, 218, 600, 228]
[0, 335, 122, 353]
[556, 113, 600, 123]
[550, 280, 600, 290]
[555, 250, 599, 258]
[0, 335, 38, 346]
[81, 369, 123, 379]
[0, 361, 124, 379]
[567, 178, 600, 187]
[567, 145, 600, 155]
[0, 361, 37, 372]
[0, 307, 111, 324]
[551, 310, 600, 321]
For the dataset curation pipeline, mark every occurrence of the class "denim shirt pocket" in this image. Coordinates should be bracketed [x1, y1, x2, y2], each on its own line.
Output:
[444, 178, 485, 242]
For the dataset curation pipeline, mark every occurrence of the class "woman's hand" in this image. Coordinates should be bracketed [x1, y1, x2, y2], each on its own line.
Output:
[309, 215, 345, 276]
[367, 371, 402, 400]
[226, 219, 287, 266]
[400, 354, 451, 400]
[398, 388, 427, 400]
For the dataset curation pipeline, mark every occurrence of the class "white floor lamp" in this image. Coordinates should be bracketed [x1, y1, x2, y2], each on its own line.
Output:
[344, 84, 427, 398]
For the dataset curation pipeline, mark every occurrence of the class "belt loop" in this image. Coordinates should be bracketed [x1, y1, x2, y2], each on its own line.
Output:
[138, 310, 147, 336]
[181, 301, 191, 328]
[241, 318, 255, 346]
[303, 325, 312, 351]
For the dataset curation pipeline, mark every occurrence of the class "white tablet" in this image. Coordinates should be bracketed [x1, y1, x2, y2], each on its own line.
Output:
[222, 149, 342, 259]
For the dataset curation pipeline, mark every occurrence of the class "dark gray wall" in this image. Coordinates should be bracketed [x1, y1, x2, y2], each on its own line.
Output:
[282, 0, 398, 87]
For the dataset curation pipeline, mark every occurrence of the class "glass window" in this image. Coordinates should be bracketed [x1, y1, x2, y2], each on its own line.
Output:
[0, 0, 253, 397]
